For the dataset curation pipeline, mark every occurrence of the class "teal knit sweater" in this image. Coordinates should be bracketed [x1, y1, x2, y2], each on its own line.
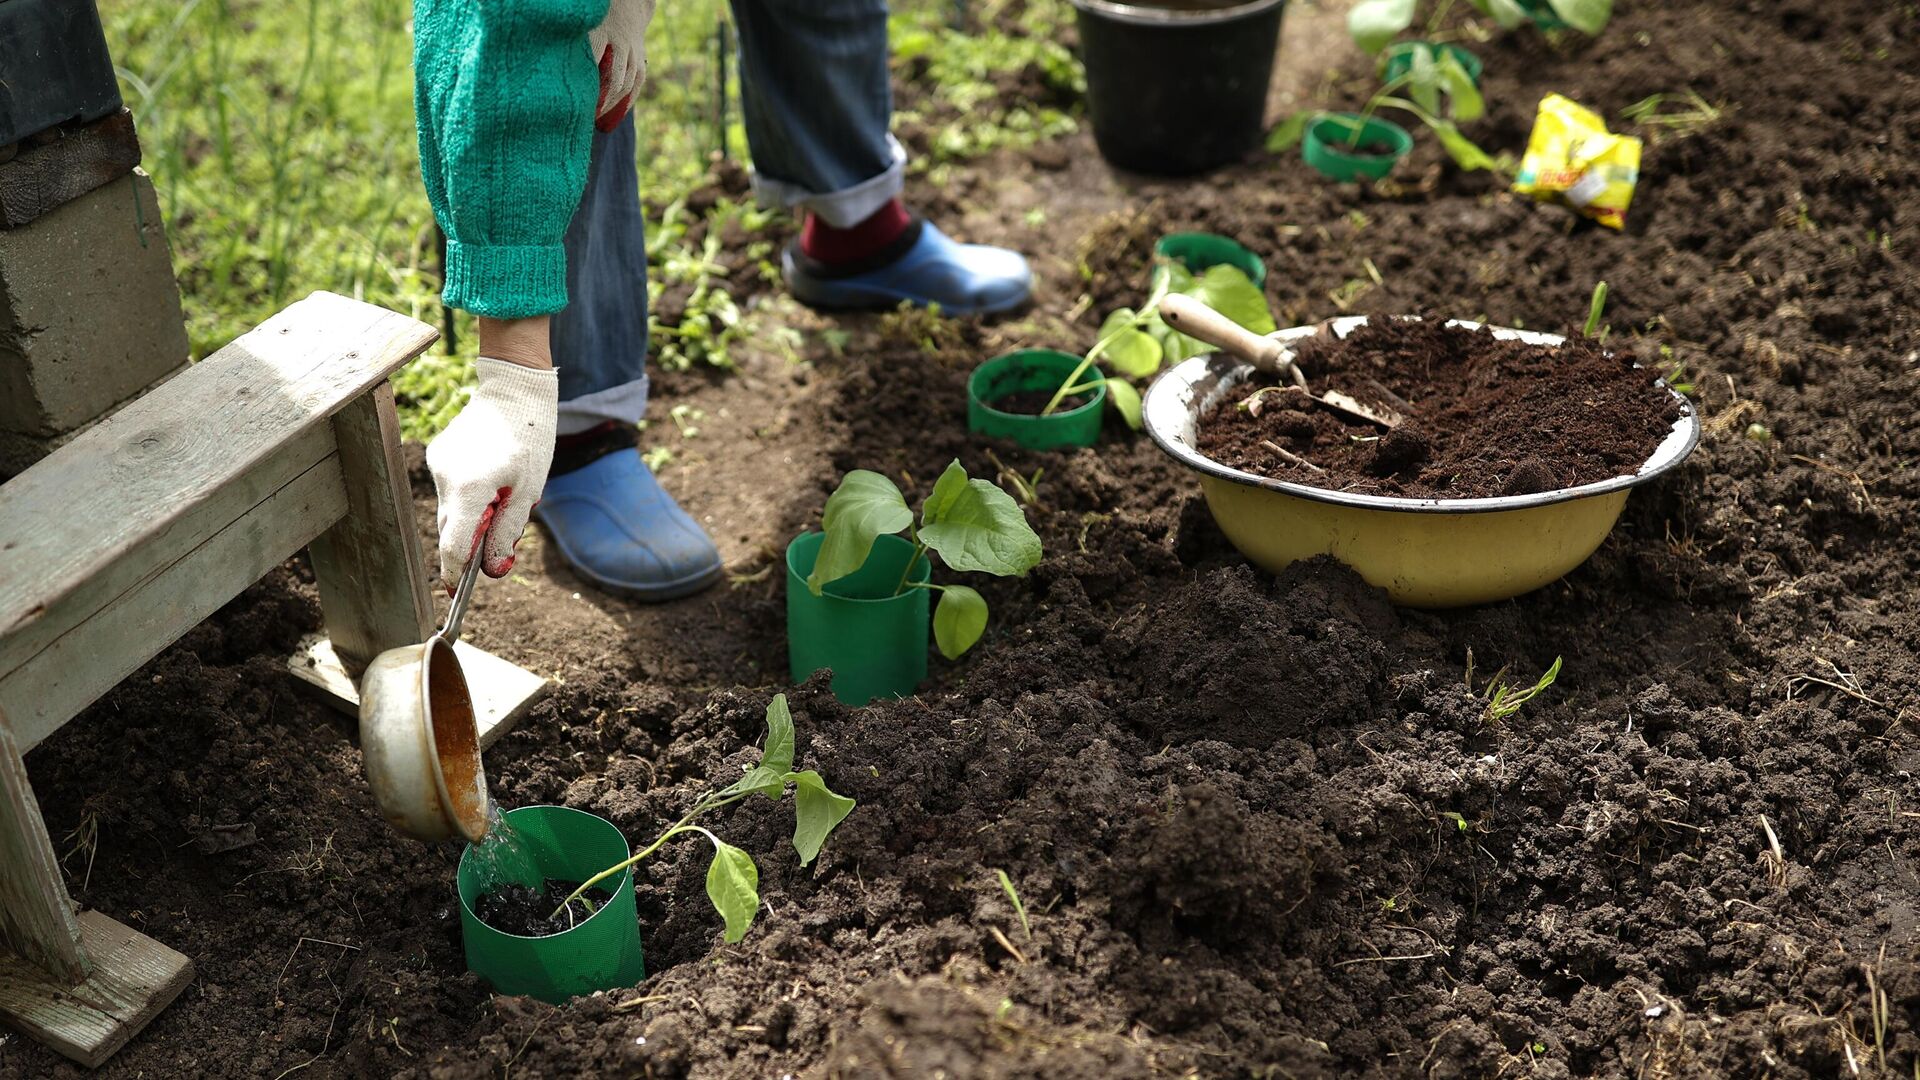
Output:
[413, 0, 609, 318]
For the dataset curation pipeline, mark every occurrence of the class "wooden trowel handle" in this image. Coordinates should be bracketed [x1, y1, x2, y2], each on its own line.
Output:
[1158, 294, 1305, 386]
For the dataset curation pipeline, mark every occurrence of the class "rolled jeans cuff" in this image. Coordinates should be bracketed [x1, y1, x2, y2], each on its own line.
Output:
[750, 134, 907, 228]
[556, 374, 649, 435]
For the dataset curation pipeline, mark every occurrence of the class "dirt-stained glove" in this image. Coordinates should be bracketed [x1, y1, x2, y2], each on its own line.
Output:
[426, 357, 558, 587]
[587, 0, 655, 132]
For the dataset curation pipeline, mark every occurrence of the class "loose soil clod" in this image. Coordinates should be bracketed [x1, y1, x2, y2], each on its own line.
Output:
[1200, 317, 1682, 497]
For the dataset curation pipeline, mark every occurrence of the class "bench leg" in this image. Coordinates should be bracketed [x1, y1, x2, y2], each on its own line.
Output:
[293, 383, 546, 745]
[0, 719, 192, 1067]
[306, 382, 433, 675]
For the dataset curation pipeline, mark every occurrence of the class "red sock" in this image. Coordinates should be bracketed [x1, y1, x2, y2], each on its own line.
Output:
[800, 198, 912, 266]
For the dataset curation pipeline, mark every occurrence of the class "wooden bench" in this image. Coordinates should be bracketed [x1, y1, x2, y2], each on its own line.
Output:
[0, 291, 543, 1066]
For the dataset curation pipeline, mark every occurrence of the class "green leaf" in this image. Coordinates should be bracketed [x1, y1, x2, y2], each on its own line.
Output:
[1105, 378, 1143, 430]
[1467, 0, 1529, 28]
[1409, 44, 1441, 118]
[787, 770, 856, 865]
[1427, 119, 1501, 172]
[705, 839, 760, 942]
[933, 585, 989, 659]
[921, 459, 969, 528]
[720, 765, 786, 799]
[1347, 0, 1417, 54]
[1545, 0, 1610, 33]
[1466, 0, 1528, 27]
[1437, 52, 1484, 122]
[1099, 325, 1163, 379]
[756, 693, 796, 782]
[1186, 265, 1277, 335]
[1265, 110, 1312, 152]
[808, 470, 912, 595]
[917, 480, 1043, 578]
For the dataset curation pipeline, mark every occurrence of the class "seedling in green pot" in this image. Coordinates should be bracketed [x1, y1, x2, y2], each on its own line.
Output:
[1275, 71, 1506, 174]
[550, 694, 855, 942]
[1043, 259, 1277, 427]
[809, 460, 1042, 659]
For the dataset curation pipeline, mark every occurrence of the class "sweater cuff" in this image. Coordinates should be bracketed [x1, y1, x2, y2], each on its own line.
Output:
[443, 240, 569, 318]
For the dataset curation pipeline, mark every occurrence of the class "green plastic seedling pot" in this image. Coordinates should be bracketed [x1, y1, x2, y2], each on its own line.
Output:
[786, 532, 932, 705]
[1153, 232, 1267, 286]
[1381, 41, 1483, 87]
[968, 350, 1107, 450]
[1302, 114, 1415, 182]
[457, 805, 645, 1004]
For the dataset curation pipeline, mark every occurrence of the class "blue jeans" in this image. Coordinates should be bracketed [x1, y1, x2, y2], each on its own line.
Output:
[555, 0, 899, 434]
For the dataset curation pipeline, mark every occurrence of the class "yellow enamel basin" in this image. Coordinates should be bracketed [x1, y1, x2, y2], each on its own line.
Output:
[1143, 317, 1702, 608]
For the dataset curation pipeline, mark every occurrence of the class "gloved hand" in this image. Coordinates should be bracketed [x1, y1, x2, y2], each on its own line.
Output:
[587, 0, 655, 133]
[426, 357, 559, 587]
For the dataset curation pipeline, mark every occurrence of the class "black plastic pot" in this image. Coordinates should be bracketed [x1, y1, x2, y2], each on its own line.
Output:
[1072, 0, 1288, 175]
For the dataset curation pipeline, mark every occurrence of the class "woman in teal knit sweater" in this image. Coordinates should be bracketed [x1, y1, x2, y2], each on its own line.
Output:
[416, 0, 1032, 598]
[412, 0, 648, 586]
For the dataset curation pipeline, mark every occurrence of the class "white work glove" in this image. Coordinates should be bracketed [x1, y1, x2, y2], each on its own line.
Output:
[426, 357, 558, 587]
[587, 0, 655, 132]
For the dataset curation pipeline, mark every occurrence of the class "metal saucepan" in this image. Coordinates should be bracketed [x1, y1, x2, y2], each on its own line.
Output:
[358, 510, 493, 843]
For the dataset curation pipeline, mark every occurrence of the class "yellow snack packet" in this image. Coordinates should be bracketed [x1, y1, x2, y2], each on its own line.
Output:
[1512, 94, 1643, 230]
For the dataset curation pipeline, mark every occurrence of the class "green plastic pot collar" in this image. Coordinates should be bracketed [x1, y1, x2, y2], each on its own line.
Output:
[1301, 113, 1415, 182]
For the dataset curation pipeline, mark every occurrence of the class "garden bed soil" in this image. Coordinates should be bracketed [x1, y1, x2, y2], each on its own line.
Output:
[1196, 317, 1682, 497]
[990, 387, 1093, 415]
[473, 880, 615, 938]
[9, 0, 1920, 1077]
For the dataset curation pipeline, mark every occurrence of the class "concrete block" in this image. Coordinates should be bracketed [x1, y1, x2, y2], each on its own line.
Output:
[0, 168, 187, 445]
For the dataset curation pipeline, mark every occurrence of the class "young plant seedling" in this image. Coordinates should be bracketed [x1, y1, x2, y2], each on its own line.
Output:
[1348, 0, 1612, 53]
[1043, 258, 1277, 427]
[1582, 280, 1609, 340]
[550, 695, 855, 942]
[1482, 656, 1562, 722]
[809, 460, 1043, 659]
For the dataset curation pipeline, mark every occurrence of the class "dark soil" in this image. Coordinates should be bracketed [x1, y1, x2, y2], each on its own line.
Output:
[11, 1, 1920, 1078]
[473, 880, 615, 938]
[1197, 317, 1683, 497]
[990, 387, 1093, 414]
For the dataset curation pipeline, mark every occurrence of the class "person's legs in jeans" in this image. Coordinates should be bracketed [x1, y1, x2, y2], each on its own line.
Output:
[534, 113, 724, 602]
[728, 0, 1033, 314]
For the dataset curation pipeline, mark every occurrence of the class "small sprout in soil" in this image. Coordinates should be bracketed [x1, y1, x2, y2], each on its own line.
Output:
[548, 694, 856, 943]
[1745, 423, 1772, 443]
[809, 460, 1043, 659]
[1582, 280, 1609, 339]
[1662, 357, 1695, 396]
[986, 449, 1044, 511]
[1482, 656, 1563, 722]
[1442, 811, 1471, 833]
[1620, 90, 1723, 140]
[995, 869, 1032, 940]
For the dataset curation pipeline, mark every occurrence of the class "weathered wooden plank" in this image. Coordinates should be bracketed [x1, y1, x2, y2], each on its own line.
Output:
[0, 910, 193, 1068]
[0, 718, 86, 985]
[0, 426, 334, 683]
[288, 634, 548, 750]
[307, 382, 433, 676]
[0, 291, 436, 651]
[0, 454, 349, 751]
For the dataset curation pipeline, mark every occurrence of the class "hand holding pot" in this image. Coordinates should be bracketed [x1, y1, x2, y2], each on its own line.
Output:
[426, 357, 558, 588]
